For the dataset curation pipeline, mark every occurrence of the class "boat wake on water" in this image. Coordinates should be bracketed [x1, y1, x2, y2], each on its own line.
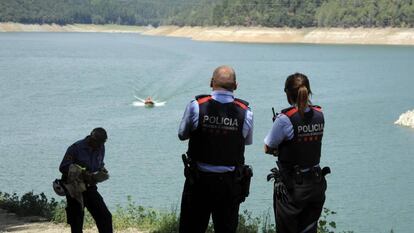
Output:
[132, 95, 166, 107]
[395, 109, 414, 128]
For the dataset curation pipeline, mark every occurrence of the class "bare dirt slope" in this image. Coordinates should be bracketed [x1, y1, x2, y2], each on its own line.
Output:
[142, 26, 414, 45]
[0, 208, 143, 233]
[0, 22, 145, 33]
[2, 23, 414, 45]
[0, 208, 66, 233]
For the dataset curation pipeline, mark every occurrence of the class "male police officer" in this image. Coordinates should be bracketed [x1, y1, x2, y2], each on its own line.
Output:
[178, 65, 254, 233]
[59, 127, 113, 233]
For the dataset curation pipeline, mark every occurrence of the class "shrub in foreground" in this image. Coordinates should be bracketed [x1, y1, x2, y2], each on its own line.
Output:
[1, 191, 352, 233]
[0, 191, 58, 220]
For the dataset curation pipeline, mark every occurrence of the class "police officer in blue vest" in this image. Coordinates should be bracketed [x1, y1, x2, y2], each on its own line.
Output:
[178, 65, 254, 233]
[264, 73, 328, 233]
[59, 127, 113, 233]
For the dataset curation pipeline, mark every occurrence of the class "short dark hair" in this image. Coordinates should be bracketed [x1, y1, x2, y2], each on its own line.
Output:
[212, 66, 237, 91]
[90, 127, 107, 143]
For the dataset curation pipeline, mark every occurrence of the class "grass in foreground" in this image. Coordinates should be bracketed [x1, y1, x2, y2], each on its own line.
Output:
[1, 191, 352, 233]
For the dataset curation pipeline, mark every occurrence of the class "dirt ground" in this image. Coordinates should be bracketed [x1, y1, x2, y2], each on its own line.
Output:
[0, 208, 66, 233]
[0, 209, 143, 233]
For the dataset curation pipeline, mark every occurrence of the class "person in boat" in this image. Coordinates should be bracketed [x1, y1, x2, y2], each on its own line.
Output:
[144, 96, 154, 106]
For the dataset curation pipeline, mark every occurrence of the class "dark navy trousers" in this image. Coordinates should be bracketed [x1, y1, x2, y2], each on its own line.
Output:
[274, 174, 327, 233]
[179, 171, 241, 233]
[65, 186, 113, 233]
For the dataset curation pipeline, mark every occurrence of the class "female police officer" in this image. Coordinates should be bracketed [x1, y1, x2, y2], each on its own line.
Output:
[264, 73, 327, 233]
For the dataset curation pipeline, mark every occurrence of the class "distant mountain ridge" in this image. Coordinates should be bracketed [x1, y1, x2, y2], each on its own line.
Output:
[1, 0, 413, 28]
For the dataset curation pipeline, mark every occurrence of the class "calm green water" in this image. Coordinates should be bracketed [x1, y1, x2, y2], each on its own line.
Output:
[1, 32, 413, 232]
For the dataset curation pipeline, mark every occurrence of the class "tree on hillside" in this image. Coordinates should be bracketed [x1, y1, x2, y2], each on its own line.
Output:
[0, 0, 413, 28]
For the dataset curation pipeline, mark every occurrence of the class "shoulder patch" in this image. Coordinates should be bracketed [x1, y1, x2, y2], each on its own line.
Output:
[312, 105, 323, 112]
[234, 99, 248, 110]
[195, 94, 210, 100]
[197, 96, 212, 105]
[282, 107, 298, 117]
[281, 106, 295, 113]
[234, 98, 249, 106]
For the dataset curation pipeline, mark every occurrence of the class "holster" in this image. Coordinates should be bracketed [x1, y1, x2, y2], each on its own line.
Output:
[277, 162, 295, 190]
[310, 166, 331, 183]
[235, 165, 253, 203]
[322, 166, 331, 177]
[311, 166, 322, 183]
[293, 165, 303, 185]
[182, 154, 199, 185]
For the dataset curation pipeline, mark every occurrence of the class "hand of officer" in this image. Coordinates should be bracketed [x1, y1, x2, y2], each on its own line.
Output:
[275, 181, 289, 204]
[264, 145, 279, 156]
[267, 167, 279, 182]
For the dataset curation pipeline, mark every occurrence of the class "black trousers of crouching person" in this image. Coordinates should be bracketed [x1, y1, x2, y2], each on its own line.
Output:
[65, 186, 113, 233]
[179, 171, 242, 233]
[274, 172, 327, 233]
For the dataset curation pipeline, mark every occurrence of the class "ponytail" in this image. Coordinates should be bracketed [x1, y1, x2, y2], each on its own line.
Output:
[285, 73, 312, 118]
[297, 86, 309, 117]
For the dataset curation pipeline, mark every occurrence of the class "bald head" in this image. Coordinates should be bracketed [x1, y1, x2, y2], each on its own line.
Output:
[211, 65, 237, 91]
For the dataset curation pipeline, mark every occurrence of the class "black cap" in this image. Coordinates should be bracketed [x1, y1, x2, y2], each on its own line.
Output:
[90, 127, 107, 144]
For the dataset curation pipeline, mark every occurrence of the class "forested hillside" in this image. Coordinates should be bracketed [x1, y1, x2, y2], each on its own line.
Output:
[1, 0, 413, 28]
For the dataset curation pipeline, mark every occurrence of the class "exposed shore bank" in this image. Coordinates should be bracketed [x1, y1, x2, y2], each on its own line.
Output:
[2, 23, 414, 45]
[143, 26, 414, 45]
[0, 22, 145, 33]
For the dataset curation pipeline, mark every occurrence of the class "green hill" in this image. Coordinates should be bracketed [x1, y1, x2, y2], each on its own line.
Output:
[1, 0, 413, 28]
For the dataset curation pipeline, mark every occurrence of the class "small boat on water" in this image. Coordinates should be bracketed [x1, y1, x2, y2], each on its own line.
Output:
[133, 95, 166, 108]
[144, 96, 155, 108]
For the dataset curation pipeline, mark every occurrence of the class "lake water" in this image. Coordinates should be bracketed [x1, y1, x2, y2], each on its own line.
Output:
[0, 32, 413, 232]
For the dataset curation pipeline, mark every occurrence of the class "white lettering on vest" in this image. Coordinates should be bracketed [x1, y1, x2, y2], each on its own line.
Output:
[298, 123, 324, 134]
[203, 115, 239, 127]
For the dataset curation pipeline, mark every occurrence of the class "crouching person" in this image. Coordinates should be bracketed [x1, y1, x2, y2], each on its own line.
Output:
[57, 127, 113, 233]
